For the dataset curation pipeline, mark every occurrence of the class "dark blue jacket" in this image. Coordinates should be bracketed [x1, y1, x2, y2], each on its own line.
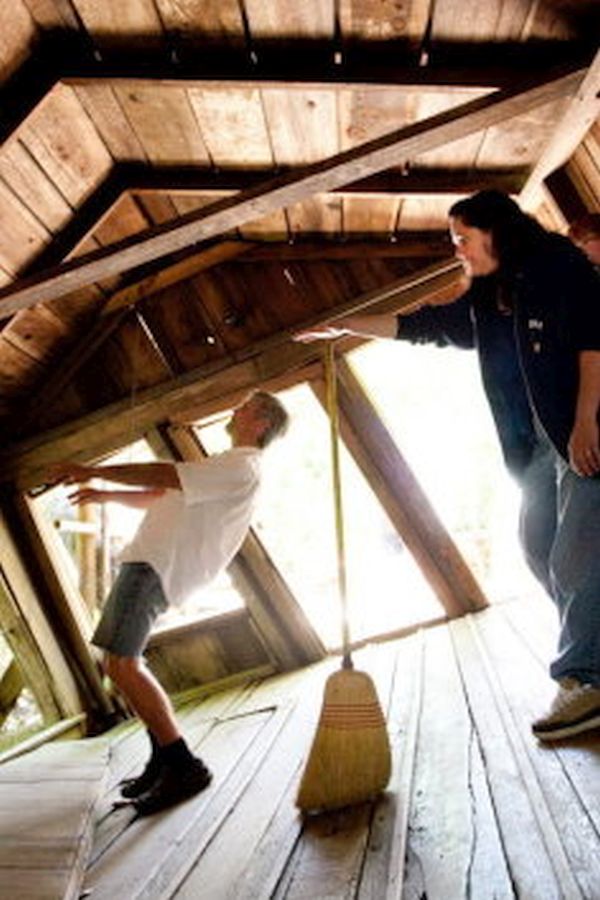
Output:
[397, 235, 600, 477]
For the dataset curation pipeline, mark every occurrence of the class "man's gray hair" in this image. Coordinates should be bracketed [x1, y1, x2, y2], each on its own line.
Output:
[253, 391, 290, 448]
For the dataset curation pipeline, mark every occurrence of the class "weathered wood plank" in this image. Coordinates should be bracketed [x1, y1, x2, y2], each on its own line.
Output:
[450, 613, 584, 898]
[403, 624, 514, 898]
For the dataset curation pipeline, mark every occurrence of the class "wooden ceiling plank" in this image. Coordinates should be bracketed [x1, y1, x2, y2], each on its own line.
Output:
[0, 62, 584, 319]
[188, 87, 273, 168]
[17, 83, 113, 208]
[1, 259, 462, 488]
[0, 140, 73, 233]
[101, 239, 255, 316]
[112, 83, 210, 166]
[519, 49, 600, 209]
[73, 84, 148, 163]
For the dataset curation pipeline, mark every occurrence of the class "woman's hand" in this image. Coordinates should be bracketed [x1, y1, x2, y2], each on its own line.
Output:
[568, 418, 600, 477]
[293, 323, 348, 343]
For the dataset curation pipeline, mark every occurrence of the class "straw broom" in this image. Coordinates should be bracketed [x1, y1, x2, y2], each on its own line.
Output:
[296, 342, 392, 813]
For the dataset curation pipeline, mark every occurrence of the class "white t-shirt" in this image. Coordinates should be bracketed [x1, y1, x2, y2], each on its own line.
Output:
[119, 447, 263, 607]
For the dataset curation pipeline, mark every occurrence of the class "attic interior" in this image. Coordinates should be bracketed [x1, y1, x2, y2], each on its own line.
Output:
[0, 1, 599, 897]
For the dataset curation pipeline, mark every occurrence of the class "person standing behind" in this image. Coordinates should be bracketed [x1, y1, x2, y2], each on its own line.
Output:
[48, 391, 289, 815]
[568, 212, 600, 272]
[296, 190, 600, 742]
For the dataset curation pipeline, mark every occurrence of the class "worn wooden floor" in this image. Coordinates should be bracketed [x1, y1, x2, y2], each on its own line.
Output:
[4, 595, 600, 900]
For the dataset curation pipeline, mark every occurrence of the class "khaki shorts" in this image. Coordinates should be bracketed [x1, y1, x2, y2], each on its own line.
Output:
[91, 562, 168, 657]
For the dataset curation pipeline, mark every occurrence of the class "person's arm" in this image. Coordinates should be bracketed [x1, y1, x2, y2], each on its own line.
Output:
[67, 487, 166, 508]
[568, 350, 600, 477]
[293, 313, 397, 342]
[47, 461, 181, 490]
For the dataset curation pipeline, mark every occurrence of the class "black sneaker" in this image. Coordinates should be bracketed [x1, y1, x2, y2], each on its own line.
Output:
[120, 756, 162, 799]
[134, 758, 212, 816]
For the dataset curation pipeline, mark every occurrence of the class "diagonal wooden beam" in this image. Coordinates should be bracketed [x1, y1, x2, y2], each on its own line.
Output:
[519, 49, 600, 209]
[0, 62, 584, 319]
[310, 359, 488, 617]
[2, 259, 462, 489]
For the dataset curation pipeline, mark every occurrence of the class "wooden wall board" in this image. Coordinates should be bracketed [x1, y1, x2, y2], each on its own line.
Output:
[262, 89, 339, 165]
[102, 314, 173, 392]
[113, 85, 210, 166]
[22, 0, 78, 30]
[243, 0, 335, 39]
[0, 139, 73, 234]
[18, 84, 113, 208]
[2, 305, 70, 364]
[0, 178, 50, 275]
[154, 0, 245, 46]
[92, 193, 151, 247]
[287, 193, 343, 234]
[238, 207, 289, 239]
[342, 194, 400, 234]
[188, 87, 273, 168]
[0, 0, 39, 85]
[135, 192, 179, 225]
[74, 84, 149, 163]
[0, 334, 43, 395]
[71, 0, 164, 50]
[140, 281, 223, 372]
[339, 0, 431, 42]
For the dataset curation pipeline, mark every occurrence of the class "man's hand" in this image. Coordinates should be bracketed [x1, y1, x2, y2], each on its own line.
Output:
[46, 461, 95, 486]
[68, 487, 105, 506]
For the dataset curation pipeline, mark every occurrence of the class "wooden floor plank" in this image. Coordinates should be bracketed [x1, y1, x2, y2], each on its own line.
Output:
[0, 738, 108, 900]
[467, 607, 600, 896]
[85, 703, 299, 900]
[402, 624, 514, 899]
[357, 633, 423, 900]
[451, 613, 584, 899]
[172, 663, 334, 900]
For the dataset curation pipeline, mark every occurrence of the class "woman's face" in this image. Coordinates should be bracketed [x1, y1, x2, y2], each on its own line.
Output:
[449, 215, 499, 277]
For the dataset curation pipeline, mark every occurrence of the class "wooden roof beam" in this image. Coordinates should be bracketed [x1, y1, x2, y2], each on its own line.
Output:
[520, 48, 600, 209]
[126, 165, 527, 197]
[0, 61, 585, 320]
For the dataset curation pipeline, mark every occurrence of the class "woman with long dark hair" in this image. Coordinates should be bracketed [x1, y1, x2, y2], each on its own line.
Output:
[296, 190, 600, 741]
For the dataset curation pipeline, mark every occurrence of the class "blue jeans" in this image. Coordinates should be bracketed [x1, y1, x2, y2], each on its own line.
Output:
[518, 442, 600, 686]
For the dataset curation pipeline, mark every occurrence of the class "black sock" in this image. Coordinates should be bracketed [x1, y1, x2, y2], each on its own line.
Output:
[148, 729, 163, 761]
[160, 737, 195, 768]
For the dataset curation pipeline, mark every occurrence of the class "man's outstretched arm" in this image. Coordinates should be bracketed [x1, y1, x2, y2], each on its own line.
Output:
[47, 461, 182, 490]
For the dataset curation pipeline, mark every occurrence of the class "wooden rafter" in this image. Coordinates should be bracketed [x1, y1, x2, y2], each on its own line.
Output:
[520, 49, 600, 209]
[2, 259, 462, 489]
[310, 359, 488, 617]
[0, 62, 584, 319]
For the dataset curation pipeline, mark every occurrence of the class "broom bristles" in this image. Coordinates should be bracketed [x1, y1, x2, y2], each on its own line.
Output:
[296, 668, 391, 813]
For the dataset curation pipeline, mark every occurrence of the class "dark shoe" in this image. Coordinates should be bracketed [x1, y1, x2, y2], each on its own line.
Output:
[134, 758, 212, 816]
[120, 756, 162, 799]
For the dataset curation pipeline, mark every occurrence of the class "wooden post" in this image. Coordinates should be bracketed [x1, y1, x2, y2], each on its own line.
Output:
[0, 489, 115, 725]
[311, 357, 489, 618]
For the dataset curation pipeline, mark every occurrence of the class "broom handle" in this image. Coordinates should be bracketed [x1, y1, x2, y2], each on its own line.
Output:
[324, 342, 353, 669]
